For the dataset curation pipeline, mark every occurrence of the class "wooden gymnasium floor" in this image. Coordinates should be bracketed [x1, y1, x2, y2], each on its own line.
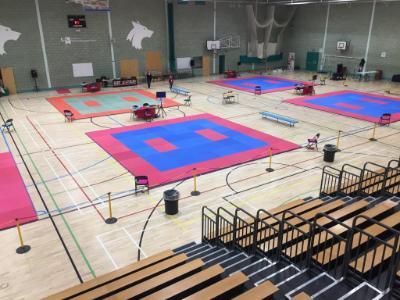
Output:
[0, 71, 399, 299]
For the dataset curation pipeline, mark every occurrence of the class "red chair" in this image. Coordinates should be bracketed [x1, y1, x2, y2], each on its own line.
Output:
[135, 176, 149, 195]
[379, 113, 391, 126]
[82, 82, 101, 93]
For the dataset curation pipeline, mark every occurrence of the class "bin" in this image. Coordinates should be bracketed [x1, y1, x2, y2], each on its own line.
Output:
[323, 144, 337, 163]
[164, 189, 180, 215]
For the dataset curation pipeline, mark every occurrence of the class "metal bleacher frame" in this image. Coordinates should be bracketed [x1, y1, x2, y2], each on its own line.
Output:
[202, 159, 400, 298]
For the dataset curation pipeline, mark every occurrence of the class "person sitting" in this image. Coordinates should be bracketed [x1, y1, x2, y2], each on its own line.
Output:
[306, 133, 320, 150]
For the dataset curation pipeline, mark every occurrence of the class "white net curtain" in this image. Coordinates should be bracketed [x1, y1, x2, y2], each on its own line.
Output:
[247, 4, 296, 59]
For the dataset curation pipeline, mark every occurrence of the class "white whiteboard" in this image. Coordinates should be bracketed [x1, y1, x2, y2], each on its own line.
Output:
[177, 57, 191, 70]
[72, 63, 94, 77]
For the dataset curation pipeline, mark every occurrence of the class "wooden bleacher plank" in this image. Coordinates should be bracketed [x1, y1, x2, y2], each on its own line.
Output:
[292, 291, 312, 300]
[142, 264, 224, 300]
[185, 272, 248, 300]
[349, 236, 399, 273]
[268, 199, 305, 215]
[285, 200, 397, 258]
[105, 259, 204, 299]
[314, 210, 400, 265]
[262, 199, 324, 225]
[74, 253, 188, 300]
[232, 280, 279, 300]
[44, 249, 174, 300]
[239, 199, 345, 248]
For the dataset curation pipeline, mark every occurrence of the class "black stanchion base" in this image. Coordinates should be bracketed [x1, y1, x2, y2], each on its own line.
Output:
[369, 138, 377, 141]
[105, 217, 118, 224]
[266, 168, 274, 172]
[191, 191, 201, 196]
[16, 245, 31, 254]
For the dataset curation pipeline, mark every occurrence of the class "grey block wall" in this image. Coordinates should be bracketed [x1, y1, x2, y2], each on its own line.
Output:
[281, 2, 400, 79]
[0, 0, 47, 91]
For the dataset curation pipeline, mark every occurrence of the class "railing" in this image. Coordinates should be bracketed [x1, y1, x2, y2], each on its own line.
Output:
[254, 209, 281, 261]
[339, 164, 362, 195]
[234, 208, 256, 254]
[345, 216, 400, 292]
[201, 206, 218, 244]
[216, 207, 235, 248]
[280, 210, 312, 268]
[309, 213, 352, 279]
[320, 160, 400, 197]
[320, 166, 341, 196]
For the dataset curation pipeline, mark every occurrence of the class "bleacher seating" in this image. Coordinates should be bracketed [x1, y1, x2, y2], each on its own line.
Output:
[47, 159, 400, 299]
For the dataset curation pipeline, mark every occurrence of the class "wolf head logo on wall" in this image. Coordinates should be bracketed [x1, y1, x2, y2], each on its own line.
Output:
[126, 21, 153, 50]
[0, 25, 21, 55]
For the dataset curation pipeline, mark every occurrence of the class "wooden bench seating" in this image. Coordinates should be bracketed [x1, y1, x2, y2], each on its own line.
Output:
[349, 235, 400, 273]
[44, 249, 174, 299]
[185, 272, 248, 299]
[105, 259, 204, 299]
[142, 264, 224, 299]
[292, 292, 312, 299]
[285, 200, 397, 258]
[313, 210, 400, 265]
[233, 280, 279, 300]
[73, 253, 188, 299]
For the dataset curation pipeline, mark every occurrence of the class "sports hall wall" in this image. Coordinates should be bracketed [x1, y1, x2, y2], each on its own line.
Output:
[0, 0, 247, 92]
[281, 2, 400, 78]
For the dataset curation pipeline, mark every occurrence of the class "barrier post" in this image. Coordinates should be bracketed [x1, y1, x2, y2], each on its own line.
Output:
[369, 123, 377, 141]
[266, 147, 274, 172]
[105, 192, 117, 224]
[15, 219, 31, 254]
[191, 168, 201, 196]
[336, 130, 342, 151]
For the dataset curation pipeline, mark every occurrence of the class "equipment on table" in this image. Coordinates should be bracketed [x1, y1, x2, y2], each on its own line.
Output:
[379, 113, 391, 126]
[81, 82, 101, 93]
[260, 111, 298, 127]
[224, 70, 237, 78]
[134, 106, 157, 122]
[323, 144, 337, 162]
[1, 119, 14, 132]
[295, 84, 315, 96]
[63, 110, 74, 122]
[135, 176, 149, 195]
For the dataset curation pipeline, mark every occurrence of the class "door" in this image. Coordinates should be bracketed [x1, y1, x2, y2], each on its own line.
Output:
[306, 52, 319, 72]
[1, 67, 17, 94]
[218, 55, 225, 74]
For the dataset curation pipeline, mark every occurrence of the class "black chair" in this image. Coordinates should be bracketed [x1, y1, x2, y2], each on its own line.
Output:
[135, 176, 149, 195]
[1, 119, 14, 132]
[63, 110, 74, 122]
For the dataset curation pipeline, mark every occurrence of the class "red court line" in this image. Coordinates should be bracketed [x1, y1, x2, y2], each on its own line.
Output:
[87, 113, 300, 188]
[27, 117, 106, 222]
[0, 152, 37, 230]
[47, 89, 181, 120]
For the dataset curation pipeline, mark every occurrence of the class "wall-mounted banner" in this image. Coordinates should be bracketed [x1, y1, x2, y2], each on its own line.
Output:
[66, 0, 111, 12]
[126, 21, 154, 50]
[0, 25, 20, 55]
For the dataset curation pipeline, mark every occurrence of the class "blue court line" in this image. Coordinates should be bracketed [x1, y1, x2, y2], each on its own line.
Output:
[0, 127, 12, 152]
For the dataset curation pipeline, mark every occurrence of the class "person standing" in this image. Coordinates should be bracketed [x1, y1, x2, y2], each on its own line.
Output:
[168, 74, 174, 90]
[146, 71, 153, 89]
